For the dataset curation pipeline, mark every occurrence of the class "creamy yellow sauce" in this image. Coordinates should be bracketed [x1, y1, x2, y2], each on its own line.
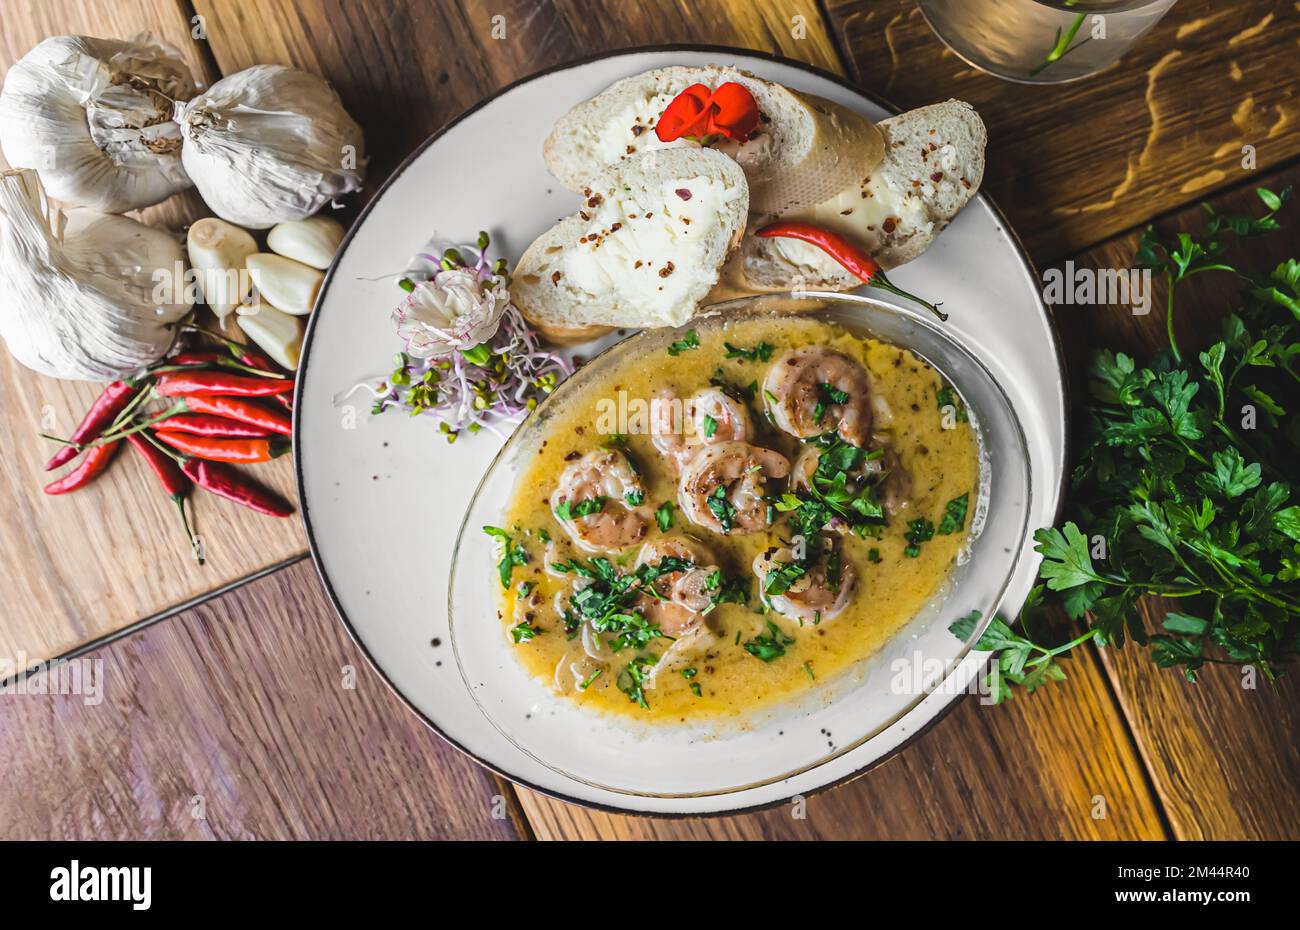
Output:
[494, 316, 979, 723]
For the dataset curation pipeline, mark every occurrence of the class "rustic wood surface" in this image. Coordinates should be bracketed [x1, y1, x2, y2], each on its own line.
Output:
[0, 0, 1297, 840]
[518, 636, 1165, 839]
[1053, 162, 1300, 841]
[0, 559, 520, 840]
[0, 0, 306, 668]
[825, 0, 1300, 263]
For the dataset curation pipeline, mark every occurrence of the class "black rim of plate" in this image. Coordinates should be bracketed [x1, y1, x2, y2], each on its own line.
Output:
[293, 43, 1070, 820]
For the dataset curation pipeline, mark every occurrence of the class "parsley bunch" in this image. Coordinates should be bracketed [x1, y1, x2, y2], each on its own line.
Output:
[954, 188, 1300, 699]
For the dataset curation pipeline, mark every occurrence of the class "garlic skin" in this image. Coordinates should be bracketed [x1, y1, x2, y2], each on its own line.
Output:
[0, 35, 196, 214]
[267, 216, 344, 270]
[177, 65, 366, 229]
[246, 253, 324, 316]
[187, 217, 256, 320]
[236, 302, 303, 370]
[0, 169, 192, 381]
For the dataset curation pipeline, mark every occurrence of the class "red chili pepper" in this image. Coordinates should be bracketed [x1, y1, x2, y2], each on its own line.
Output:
[157, 370, 294, 398]
[168, 350, 225, 366]
[655, 82, 759, 144]
[45, 381, 138, 470]
[754, 221, 948, 321]
[152, 413, 273, 438]
[155, 430, 289, 464]
[181, 394, 292, 436]
[182, 458, 293, 517]
[239, 350, 295, 410]
[43, 440, 120, 494]
[126, 433, 202, 563]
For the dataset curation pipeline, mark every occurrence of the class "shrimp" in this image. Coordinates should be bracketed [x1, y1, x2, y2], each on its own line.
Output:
[876, 446, 913, 518]
[650, 387, 754, 474]
[764, 346, 873, 446]
[678, 441, 790, 535]
[753, 541, 856, 622]
[634, 536, 720, 637]
[551, 449, 650, 553]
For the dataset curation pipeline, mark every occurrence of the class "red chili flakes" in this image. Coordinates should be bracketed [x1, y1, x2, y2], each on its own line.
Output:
[551, 271, 562, 285]
[674, 188, 692, 201]
[658, 261, 675, 278]
[610, 222, 622, 232]
[931, 171, 944, 182]
[882, 216, 899, 234]
[631, 124, 646, 136]
[586, 192, 603, 208]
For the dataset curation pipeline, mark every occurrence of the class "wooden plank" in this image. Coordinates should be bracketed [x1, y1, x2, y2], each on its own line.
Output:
[0, 1, 307, 667]
[0, 559, 520, 839]
[824, 0, 1300, 262]
[1050, 160, 1300, 840]
[518, 639, 1165, 839]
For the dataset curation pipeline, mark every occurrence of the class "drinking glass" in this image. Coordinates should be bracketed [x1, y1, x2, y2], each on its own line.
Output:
[917, 0, 1179, 84]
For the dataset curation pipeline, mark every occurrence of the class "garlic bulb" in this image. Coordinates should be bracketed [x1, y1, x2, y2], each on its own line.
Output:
[0, 35, 196, 213]
[177, 65, 366, 229]
[0, 168, 192, 381]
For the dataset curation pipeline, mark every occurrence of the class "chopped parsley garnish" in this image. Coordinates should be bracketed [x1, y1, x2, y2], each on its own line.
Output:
[578, 668, 602, 690]
[681, 667, 697, 679]
[604, 433, 629, 448]
[482, 525, 528, 588]
[820, 382, 851, 405]
[904, 518, 936, 557]
[707, 484, 737, 532]
[771, 434, 885, 538]
[618, 655, 657, 708]
[709, 371, 757, 404]
[724, 341, 775, 362]
[625, 489, 645, 507]
[555, 495, 606, 521]
[743, 620, 796, 662]
[701, 414, 718, 439]
[803, 661, 815, 682]
[762, 560, 807, 596]
[510, 622, 539, 643]
[655, 500, 675, 531]
[689, 682, 703, 697]
[667, 330, 700, 356]
[516, 581, 534, 598]
[937, 493, 970, 535]
[867, 547, 881, 563]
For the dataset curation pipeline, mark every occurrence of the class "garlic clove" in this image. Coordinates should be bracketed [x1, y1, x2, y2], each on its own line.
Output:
[187, 217, 257, 320]
[245, 253, 324, 316]
[267, 216, 345, 270]
[236, 302, 304, 370]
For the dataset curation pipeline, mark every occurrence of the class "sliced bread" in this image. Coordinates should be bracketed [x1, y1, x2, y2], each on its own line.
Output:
[737, 100, 987, 290]
[512, 147, 749, 343]
[543, 66, 883, 217]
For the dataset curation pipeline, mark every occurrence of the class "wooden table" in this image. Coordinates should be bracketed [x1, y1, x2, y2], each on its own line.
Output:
[2, 0, 1297, 840]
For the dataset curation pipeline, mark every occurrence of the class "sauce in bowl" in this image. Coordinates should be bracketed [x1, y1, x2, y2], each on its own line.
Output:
[491, 314, 979, 723]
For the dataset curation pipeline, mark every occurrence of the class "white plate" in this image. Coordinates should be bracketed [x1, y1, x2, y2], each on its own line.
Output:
[296, 46, 1067, 816]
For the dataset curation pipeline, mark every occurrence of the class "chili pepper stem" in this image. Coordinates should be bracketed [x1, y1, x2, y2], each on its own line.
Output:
[53, 403, 187, 450]
[138, 431, 203, 564]
[870, 271, 948, 322]
[108, 384, 155, 430]
[175, 495, 203, 565]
